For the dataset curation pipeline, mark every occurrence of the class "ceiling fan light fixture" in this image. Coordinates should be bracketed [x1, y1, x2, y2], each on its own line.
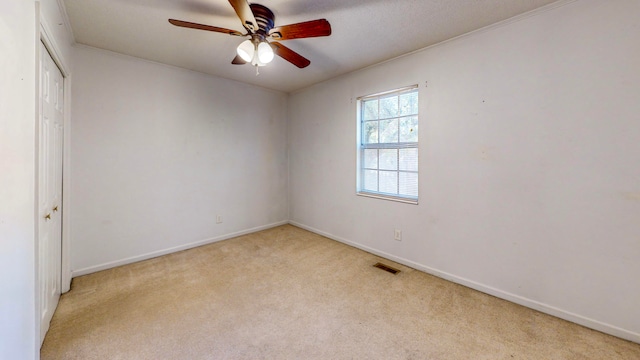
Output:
[169, 1, 332, 70]
[257, 41, 274, 64]
[236, 39, 254, 62]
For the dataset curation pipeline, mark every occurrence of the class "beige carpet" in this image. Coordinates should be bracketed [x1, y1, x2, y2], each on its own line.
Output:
[41, 225, 640, 359]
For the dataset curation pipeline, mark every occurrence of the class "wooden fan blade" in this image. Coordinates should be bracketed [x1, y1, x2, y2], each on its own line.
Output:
[269, 19, 331, 40]
[168, 19, 244, 36]
[232, 55, 247, 65]
[228, 0, 259, 33]
[270, 42, 310, 68]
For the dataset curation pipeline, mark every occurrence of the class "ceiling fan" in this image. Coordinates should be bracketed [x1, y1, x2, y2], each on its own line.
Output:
[168, 0, 331, 70]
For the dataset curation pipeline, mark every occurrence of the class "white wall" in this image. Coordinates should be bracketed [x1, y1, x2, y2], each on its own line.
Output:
[0, 2, 37, 358]
[70, 46, 289, 274]
[288, 0, 640, 342]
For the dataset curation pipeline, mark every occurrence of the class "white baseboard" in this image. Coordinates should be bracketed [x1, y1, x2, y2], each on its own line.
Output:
[71, 221, 289, 277]
[289, 221, 640, 344]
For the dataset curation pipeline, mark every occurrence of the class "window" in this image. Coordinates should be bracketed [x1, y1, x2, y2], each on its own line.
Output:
[357, 86, 418, 204]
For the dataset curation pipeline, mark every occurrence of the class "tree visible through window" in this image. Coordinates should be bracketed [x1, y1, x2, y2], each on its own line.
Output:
[358, 86, 418, 203]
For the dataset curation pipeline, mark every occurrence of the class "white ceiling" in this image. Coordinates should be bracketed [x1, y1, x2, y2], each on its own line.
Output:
[63, 0, 559, 93]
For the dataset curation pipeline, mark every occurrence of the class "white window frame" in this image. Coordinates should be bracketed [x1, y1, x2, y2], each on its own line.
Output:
[356, 85, 419, 204]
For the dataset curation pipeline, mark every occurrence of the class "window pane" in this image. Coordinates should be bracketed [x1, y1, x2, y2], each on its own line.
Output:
[363, 170, 378, 192]
[379, 171, 398, 194]
[363, 100, 378, 120]
[379, 149, 398, 170]
[379, 119, 398, 143]
[363, 121, 378, 144]
[399, 172, 418, 197]
[399, 148, 418, 171]
[399, 91, 418, 116]
[358, 86, 418, 202]
[399, 116, 418, 143]
[364, 149, 378, 169]
[380, 95, 398, 119]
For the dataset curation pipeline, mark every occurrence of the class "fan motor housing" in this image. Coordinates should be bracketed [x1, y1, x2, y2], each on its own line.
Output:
[250, 3, 275, 35]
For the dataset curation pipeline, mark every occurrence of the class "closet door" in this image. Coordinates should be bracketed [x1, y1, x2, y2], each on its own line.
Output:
[39, 41, 64, 344]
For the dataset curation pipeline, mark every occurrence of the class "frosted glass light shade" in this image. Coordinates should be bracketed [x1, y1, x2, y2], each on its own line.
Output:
[236, 40, 254, 62]
[257, 42, 274, 64]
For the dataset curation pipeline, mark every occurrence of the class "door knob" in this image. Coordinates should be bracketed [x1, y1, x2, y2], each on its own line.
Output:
[53, 206, 58, 212]
[44, 213, 51, 220]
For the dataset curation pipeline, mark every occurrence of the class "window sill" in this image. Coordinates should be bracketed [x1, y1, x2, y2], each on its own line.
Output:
[357, 191, 418, 205]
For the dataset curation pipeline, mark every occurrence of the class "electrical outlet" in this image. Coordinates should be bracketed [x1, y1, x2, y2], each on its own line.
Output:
[216, 215, 223, 224]
[394, 229, 402, 241]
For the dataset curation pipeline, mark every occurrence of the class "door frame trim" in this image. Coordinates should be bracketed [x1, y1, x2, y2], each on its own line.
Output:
[39, 11, 72, 296]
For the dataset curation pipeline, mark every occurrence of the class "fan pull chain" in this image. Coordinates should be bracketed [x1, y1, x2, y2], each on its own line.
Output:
[255, 65, 260, 76]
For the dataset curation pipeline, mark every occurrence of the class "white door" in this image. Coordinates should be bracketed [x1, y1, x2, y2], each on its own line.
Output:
[39, 41, 64, 344]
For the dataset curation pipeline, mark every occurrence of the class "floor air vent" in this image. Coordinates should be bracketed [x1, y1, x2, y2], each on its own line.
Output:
[373, 262, 400, 275]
